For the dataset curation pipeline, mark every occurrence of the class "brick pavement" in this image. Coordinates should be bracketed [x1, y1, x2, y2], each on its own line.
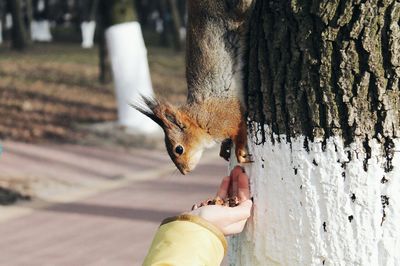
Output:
[0, 141, 227, 265]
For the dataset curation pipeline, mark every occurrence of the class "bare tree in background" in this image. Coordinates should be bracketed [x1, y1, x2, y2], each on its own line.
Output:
[7, 0, 31, 50]
[0, 0, 7, 44]
[158, 0, 183, 51]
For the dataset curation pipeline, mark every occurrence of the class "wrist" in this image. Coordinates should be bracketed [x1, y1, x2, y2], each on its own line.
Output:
[161, 214, 227, 254]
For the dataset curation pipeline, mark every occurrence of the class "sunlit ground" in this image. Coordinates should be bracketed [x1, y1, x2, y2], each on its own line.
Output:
[0, 42, 186, 143]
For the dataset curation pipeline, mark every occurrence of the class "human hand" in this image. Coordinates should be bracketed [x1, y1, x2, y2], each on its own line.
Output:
[188, 166, 253, 235]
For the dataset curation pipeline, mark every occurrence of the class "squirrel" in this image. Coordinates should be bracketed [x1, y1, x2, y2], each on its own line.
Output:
[132, 0, 254, 175]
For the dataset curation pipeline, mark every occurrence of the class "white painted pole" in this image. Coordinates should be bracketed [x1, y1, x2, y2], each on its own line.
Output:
[105, 21, 159, 133]
[81, 21, 96, 48]
[229, 124, 400, 265]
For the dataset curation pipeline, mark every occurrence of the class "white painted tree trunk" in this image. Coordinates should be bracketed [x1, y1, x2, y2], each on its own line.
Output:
[105, 22, 159, 133]
[0, 21, 3, 44]
[30, 20, 52, 42]
[229, 125, 400, 265]
[5, 13, 12, 29]
[81, 21, 96, 48]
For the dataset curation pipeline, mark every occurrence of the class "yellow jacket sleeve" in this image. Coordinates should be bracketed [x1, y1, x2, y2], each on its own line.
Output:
[143, 214, 227, 266]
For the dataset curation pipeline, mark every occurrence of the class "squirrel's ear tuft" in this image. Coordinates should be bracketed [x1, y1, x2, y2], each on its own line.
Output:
[129, 96, 164, 127]
[130, 95, 187, 130]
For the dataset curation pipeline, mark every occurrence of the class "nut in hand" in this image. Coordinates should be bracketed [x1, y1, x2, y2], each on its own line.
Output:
[193, 196, 240, 209]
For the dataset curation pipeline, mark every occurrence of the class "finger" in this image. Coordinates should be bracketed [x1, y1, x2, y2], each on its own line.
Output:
[201, 198, 213, 207]
[217, 176, 231, 199]
[237, 172, 250, 201]
[230, 166, 243, 197]
[227, 200, 252, 222]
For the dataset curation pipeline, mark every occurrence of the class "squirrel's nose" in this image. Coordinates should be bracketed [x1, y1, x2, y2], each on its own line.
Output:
[179, 166, 190, 175]
[180, 168, 188, 175]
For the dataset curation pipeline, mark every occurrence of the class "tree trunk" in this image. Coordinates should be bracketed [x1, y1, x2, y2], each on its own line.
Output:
[176, 0, 186, 26]
[25, 0, 33, 40]
[167, 0, 183, 51]
[7, 0, 30, 50]
[99, 0, 137, 28]
[230, 0, 400, 265]
[99, 0, 159, 133]
[98, 23, 111, 83]
[0, 0, 6, 44]
[158, 0, 170, 47]
[31, 0, 52, 42]
[79, 0, 98, 48]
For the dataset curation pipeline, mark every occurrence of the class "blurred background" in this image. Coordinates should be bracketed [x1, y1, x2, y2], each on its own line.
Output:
[0, 0, 226, 265]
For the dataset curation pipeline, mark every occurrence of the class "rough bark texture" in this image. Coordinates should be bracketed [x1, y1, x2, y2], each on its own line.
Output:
[229, 0, 400, 265]
[245, 0, 400, 147]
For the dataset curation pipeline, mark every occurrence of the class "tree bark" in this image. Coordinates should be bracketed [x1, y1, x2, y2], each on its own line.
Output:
[99, 0, 158, 132]
[78, 0, 98, 22]
[98, 24, 111, 83]
[230, 0, 400, 265]
[98, 0, 138, 81]
[158, 0, 170, 47]
[25, 0, 33, 40]
[167, 0, 183, 51]
[0, 0, 6, 44]
[99, 0, 137, 27]
[157, 0, 183, 50]
[31, 0, 52, 42]
[7, 0, 30, 50]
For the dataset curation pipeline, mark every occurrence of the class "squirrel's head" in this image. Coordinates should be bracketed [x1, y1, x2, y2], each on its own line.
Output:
[132, 97, 210, 175]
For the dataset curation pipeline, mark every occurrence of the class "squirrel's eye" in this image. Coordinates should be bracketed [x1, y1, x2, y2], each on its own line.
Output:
[175, 145, 184, 155]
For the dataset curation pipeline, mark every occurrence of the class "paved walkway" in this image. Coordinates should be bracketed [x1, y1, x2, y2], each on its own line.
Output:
[0, 141, 227, 265]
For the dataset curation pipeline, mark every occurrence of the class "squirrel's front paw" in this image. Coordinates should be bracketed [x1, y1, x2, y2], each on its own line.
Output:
[219, 139, 233, 161]
[236, 148, 253, 164]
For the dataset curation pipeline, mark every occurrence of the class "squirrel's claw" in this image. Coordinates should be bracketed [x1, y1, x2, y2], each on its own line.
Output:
[237, 154, 254, 164]
[221, 139, 254, 163]
[236, 148, 254, 164]
[219, 139, 233, 161]
[241, 154, 254, 163]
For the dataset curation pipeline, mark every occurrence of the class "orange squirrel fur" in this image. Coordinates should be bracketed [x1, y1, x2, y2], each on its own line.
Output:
[132, 0, 254, 174]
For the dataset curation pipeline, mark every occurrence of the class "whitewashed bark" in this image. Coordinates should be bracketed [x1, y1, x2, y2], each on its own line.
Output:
[5, 13, 12, 29]
[30, 20, 52, 42]
[81, 21, 96, 48]
[179, 26, 186, 42]
[0, 21, 2, 44]
[229, 124, 400, 265]
[105, 22, 159, 133]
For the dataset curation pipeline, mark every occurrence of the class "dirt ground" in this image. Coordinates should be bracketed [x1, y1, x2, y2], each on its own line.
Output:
[0, 42, 186, 144]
